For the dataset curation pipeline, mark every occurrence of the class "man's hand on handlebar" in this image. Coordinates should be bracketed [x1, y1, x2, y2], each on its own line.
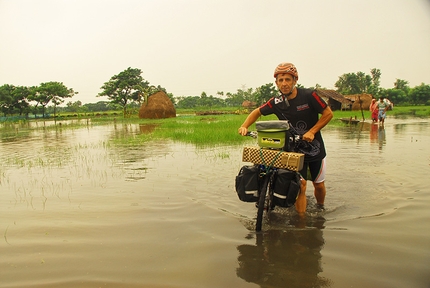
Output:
[238, 126, 248, 136]
[302, 131, 315, 142]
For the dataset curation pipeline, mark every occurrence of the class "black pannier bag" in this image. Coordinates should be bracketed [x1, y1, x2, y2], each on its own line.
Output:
[235, 165, 260, 202]
[272, 169, 301, 207]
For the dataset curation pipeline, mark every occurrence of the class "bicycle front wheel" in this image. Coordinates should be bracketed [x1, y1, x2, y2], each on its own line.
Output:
[256, 175, 270, 232]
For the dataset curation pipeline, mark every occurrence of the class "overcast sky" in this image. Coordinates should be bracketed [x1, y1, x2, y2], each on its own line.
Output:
[1, 0, 429, 104]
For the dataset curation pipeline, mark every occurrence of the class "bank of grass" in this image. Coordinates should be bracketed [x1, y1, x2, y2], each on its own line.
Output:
[116, 114, 256, 147]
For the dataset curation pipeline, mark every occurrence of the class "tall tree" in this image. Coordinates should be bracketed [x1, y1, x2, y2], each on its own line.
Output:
[381, 88, 407, 105]
[393, 79, 410, 92]
[98, 67, 149, 117]
[409, 83, 430, 105]
[0, 84, 15, 116]
[225, 91, 244, 107]
[368, 68, 381, 97]
[12, 86, 32, 116]
[335, 69, 379, 96]
[66, 100, 83, 113]
[254, 83, 277, 105]
[0, 85, 32, 116]
[30, 82, 76, 117]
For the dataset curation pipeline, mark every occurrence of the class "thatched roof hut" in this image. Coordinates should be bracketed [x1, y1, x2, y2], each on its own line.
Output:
[315, 89, 353, 111]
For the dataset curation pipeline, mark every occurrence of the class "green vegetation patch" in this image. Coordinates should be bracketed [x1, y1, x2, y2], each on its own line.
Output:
[114, 114, 254, 147]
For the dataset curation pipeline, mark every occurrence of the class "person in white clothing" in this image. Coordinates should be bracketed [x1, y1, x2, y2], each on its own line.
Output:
[377, 97, 390, 125]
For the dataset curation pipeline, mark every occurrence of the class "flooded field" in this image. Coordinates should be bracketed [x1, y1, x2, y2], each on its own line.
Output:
[1, 117, 429, 288]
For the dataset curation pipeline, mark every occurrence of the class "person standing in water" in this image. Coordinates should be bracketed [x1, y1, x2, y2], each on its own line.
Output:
[238, 62, 333, 213]
[377, 97, 390, 126]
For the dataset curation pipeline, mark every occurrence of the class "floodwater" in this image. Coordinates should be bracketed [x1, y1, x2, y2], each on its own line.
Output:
[0, 117, 429, 288]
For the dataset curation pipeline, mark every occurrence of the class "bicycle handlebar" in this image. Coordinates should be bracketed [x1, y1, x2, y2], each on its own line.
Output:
[245, 131, 302, 139]
[245, 131, 258, 138]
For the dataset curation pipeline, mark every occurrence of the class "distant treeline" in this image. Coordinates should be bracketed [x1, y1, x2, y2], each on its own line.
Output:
[1, 67, 429, 118]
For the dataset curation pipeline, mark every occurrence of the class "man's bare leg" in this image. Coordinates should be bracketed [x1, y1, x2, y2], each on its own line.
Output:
[313, 181, 326, 208]
[295, 179, 307, 214]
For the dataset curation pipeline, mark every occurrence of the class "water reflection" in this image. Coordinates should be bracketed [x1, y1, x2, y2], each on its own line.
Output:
[107, 124, 172, 181]
[236, 216, 331, 288]
[333, 121, 388, 150]
[139, 123, 158, 133]
[370, 123, 378, 143]
[369, 124, 386, 149]
[377, 126, 386, 149]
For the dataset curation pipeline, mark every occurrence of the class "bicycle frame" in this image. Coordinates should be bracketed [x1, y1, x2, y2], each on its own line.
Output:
[241, 125, 304, 232]
[255, 165, 276, 231]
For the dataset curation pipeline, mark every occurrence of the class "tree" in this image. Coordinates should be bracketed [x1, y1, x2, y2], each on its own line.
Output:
[0, 85, 31, 116]
[199, 92, 210, 107]
[82, 101, 117, 112]
[335, 73, 358, 94]
[176, 96, 200, 108]
[66, 101, 83, 113]
[0, 84, 15, 116]
[381, 88, 407, 105]
[394, 79, 410, 93]
[408, 83, 430, 105]
[30, 82, 76, 117]
[254, 83, 277, 105]
[166, 92, 176, 106]
[11, 86, 31, 116]
[368, 68, 381, 97]
[335, 69, 379, 95]
[98, 67, 149, 117]
[225, 91, 243, 107]
[224, 87, 257, 107]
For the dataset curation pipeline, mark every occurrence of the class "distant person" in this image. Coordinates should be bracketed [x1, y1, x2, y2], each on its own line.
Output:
[369, 97, 378, 123]
[238, 62, 333, 214]
[377, 97, 390, 125]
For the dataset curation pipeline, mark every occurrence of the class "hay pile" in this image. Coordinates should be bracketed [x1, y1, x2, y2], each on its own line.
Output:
[242, 100, 257, 108]
[138, 91, 176, 119]
[346, 94, 373, 110]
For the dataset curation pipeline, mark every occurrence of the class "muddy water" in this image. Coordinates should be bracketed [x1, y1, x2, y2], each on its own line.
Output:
[0, 118, 429, 288]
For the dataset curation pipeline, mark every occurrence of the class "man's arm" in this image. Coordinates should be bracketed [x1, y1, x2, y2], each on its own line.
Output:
[384, 102, 389, 112]
[303, 106, 333, 142]
[238, 108, 262, 136]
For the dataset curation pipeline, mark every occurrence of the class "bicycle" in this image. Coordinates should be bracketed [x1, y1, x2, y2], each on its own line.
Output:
[235, 120, 305, 232]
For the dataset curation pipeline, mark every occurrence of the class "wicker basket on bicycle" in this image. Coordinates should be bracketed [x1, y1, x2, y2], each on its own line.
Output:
[242, 120, 304, 171]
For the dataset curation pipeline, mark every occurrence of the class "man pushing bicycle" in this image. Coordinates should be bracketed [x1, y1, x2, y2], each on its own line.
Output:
[238, 63, 333, 214]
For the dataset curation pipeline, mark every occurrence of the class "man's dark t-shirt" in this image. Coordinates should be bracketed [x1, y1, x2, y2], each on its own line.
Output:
[259, 88, 328, 162]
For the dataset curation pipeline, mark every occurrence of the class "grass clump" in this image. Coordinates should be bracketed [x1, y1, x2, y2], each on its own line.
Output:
[151, 115, 251, 146]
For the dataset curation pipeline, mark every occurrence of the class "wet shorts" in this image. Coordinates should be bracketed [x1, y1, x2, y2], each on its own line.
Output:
[299, 157, 326, 183]
[378, 110, 386, 120]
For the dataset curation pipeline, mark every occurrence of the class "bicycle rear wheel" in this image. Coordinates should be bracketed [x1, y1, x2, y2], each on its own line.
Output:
[256, 175, 271, 232]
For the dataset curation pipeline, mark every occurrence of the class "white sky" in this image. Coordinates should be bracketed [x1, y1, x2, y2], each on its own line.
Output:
[1, 0, 429, 104]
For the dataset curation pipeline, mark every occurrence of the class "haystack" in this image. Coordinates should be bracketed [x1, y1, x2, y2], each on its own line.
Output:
[139, 91, 176, 119]
[242, 100, 257, 109]
[345, 94, 373, 110]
